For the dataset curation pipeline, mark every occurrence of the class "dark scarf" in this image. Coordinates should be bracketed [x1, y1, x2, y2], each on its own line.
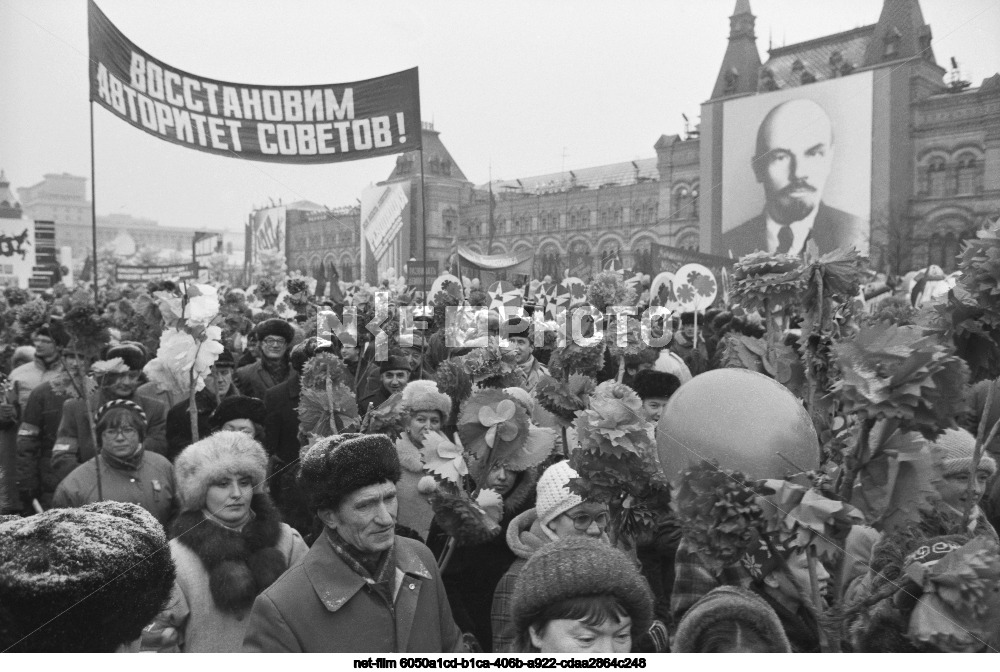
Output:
[99, 444, 144, 472]
[171, 494, 289, 614]
[260, 356, 290, 386]
[327, 529, 396, 607]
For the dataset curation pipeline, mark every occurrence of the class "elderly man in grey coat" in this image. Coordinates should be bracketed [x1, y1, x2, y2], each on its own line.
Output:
[242, 433, 464, 653]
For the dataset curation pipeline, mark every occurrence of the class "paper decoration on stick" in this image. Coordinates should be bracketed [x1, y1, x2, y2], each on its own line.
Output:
[487, 281, 522, 313]
[650, 272, 678, 309]
[428, 273, 463, 306]
[672, 264, 717, 311]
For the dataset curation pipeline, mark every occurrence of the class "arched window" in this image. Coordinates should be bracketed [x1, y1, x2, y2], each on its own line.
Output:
[674, 187, 694, 219]
[691, 186, 700, 219]
[677, 232, 699, 251]
[929, 159, 948, 198]
[956, 155, 980, 195]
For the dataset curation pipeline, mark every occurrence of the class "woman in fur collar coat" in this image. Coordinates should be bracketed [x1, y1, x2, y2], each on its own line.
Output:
[395, 380, 454, 540]
[144, 431, 307, 652]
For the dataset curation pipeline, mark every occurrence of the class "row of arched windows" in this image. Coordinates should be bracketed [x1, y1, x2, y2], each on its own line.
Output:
[457, 199, 666, 236]
[918, 153, 983, 198]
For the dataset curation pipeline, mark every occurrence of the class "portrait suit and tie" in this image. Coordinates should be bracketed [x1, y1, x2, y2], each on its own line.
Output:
[721, 98, 865, 258]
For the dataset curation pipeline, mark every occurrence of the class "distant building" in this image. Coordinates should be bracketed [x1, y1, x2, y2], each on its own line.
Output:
[286, 0, 998, 283]
[16, 172, 237, 263]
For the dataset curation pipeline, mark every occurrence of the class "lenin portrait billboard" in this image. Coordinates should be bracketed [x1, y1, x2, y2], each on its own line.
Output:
[719, 71, 873, 258]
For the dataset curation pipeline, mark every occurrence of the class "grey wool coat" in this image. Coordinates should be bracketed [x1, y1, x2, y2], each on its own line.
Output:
[242, 529, 464, 653]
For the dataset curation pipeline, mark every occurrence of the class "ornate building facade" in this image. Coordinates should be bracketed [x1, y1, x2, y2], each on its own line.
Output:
[285, 0, 998, 283]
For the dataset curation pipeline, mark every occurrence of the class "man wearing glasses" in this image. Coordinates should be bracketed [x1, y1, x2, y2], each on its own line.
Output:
[51, 343, 168, 488]
[491, 460, 612, 652]
[235, 318, 296, 399]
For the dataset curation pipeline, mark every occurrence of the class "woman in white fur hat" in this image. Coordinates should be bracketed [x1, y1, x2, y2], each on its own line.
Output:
[395, 379, 454, 540]
[144, 431, 307, 652]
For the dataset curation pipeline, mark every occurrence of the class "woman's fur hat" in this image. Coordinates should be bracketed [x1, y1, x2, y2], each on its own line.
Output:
[174, 431, 269, 512]
[401, 380, 452, 419]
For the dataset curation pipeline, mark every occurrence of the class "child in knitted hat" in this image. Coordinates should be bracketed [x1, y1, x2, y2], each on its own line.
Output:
[511, 536, 654, 653]
[930, 428, 999, 541]
[491, 459, 611, 652]
[0, 501, 175, 652]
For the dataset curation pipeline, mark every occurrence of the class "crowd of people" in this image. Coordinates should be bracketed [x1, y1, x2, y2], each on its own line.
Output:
[1, 248, 999, 655]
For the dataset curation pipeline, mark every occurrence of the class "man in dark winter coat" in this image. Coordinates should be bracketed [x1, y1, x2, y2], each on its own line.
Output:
[242, 433, 464, 653]
[164, 349, 239, 461]
[15, 349, 86, 511]
[264, 338, 328, 537]
[234, 318, 294, 399]
[357, 354, 411, 416]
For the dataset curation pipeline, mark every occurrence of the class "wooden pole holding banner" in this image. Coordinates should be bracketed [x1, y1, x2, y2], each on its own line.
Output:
[89, 102, 100, 304]
[419, 145, 427, 291]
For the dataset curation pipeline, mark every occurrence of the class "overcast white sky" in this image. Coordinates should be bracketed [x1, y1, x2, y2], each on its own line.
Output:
[1, 0, 997, 233]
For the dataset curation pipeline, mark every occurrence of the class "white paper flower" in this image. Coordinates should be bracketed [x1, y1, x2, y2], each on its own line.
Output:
[184, 293, 220, 326]
[90, 357, 130, 375]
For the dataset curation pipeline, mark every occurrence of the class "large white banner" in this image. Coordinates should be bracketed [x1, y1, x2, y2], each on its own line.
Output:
[0, 218, 36, 289]
[250, 205, 285, 265]
[360, 183, 408, 283]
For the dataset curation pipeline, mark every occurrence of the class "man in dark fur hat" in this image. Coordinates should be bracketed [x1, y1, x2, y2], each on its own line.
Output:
[242, 433, 464, 652]
[235, 318, 295, 399]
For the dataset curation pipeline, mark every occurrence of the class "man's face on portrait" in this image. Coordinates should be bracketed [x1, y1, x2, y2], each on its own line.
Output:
[753, 99, 833, 225]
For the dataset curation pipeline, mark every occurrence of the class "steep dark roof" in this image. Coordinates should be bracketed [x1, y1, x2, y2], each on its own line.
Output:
[862, 0, 935, 66]
[762, 25, 875, 89]
[384, 125, 469, 183]
[710, 0, 762, 99]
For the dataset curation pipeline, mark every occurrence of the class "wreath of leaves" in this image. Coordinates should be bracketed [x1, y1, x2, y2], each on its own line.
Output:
[731, 252, 804, 313]
[831, 322, 969, 439]
[535, 373, 595, 424]
[586, 270, 637, 313]
[300, 352, 349, 391]
[670, 461, 766, 571]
